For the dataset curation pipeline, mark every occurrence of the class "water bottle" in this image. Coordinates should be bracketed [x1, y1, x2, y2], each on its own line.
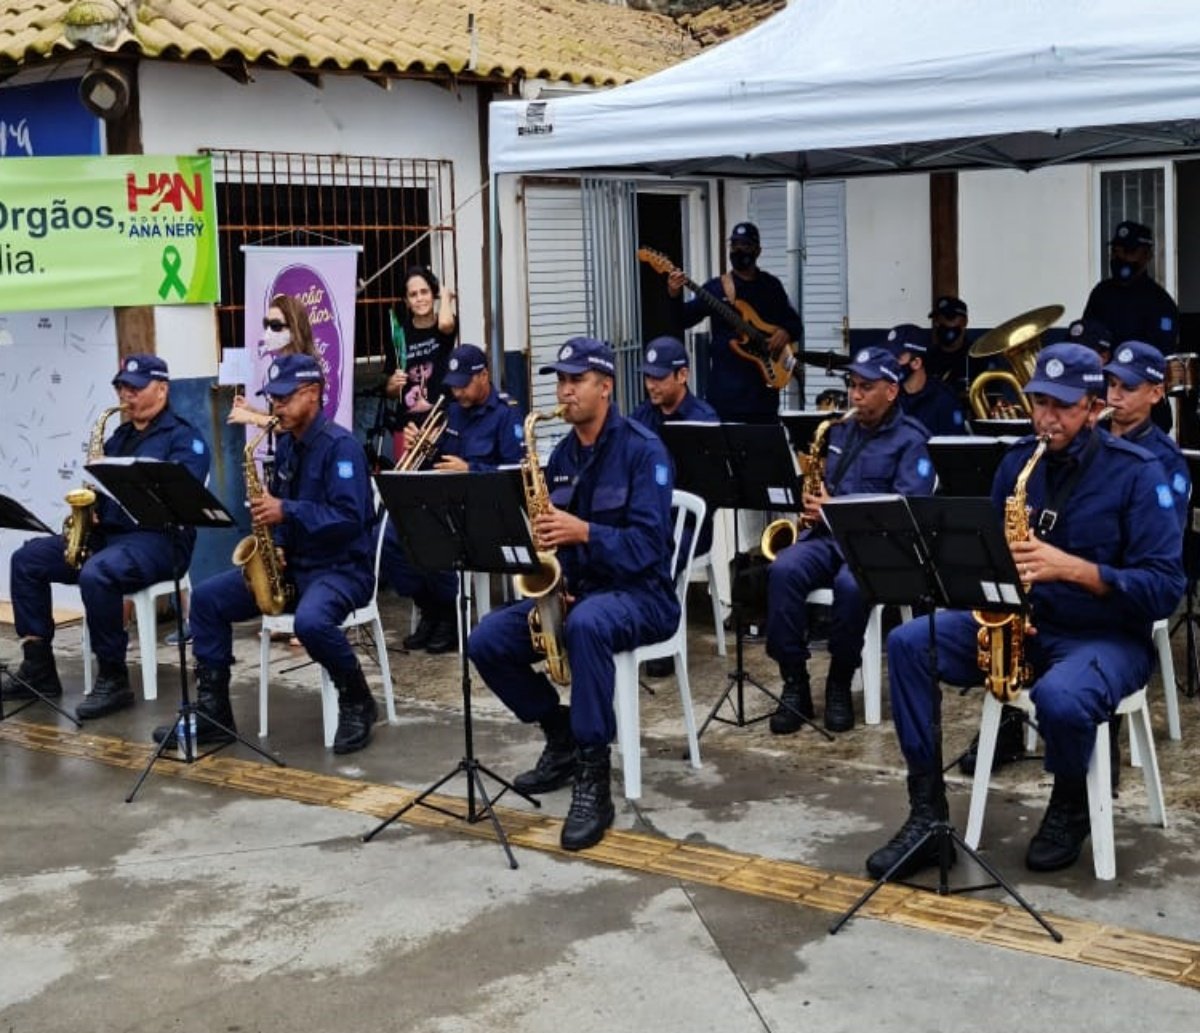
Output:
[176, 712, 197, 758]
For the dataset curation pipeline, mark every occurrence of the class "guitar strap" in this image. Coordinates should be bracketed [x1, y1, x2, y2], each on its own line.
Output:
[720, 271, 737, 306]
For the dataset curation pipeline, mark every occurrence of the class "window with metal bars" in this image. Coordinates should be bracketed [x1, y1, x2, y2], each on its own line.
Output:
[206, 149, 458, 363]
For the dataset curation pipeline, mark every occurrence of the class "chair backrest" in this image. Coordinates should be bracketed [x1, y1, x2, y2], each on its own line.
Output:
[368, 506, 389, 608]
[669, 490, 707, 609]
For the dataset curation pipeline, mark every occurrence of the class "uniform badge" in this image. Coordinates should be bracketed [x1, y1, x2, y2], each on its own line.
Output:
[126, 358, 139, 371]
[1157, 484, 1174, 509]
[1117, 347, 1134, 364]
[192, 439, 205, 454]
[337, 460, 354, 480]
[1045, 358, 1064, 378]
[654, 463, 669, 486]
[448, 358, 459, 371]
[856, 349, 870, 363]
[646, 348, 658, 363]
[269, 363, 280, 380]
[917, 457, 932, 479]
[1173, 472, 1189, 495]
[560, 344, 574, 360]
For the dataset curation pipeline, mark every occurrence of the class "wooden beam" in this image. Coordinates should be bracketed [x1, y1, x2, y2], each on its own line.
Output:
[929, 171, 958, 303]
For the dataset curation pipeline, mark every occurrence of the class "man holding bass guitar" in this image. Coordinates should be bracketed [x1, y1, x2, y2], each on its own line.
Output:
[665, 222, 804, 424]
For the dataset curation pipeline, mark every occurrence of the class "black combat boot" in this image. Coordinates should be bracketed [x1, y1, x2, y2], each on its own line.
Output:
[4, 639, 62, 699]
[958, 703, 1027, 775]
[822, 657, 857, 733]
[152, 666, 236, 746]
[76, 659, 135, 719]
[769, 668, 814, 735]
[865, 771, 955, 879]
[403, 608, 437, 650]
[1025, 774, 1090, 872]
[423, 603, 459, 655]
[513, 705, 577, 794]
[331, 663, 378, 754]
[561, 744, 615, 851]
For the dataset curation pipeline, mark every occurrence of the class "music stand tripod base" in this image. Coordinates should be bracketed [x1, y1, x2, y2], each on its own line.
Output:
[0, 662, 82, 729]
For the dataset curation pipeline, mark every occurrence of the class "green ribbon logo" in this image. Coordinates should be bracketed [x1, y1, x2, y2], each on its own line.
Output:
[158, 245, 186, 300]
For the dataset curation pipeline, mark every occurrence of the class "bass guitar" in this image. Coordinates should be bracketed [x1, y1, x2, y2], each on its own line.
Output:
[638, 246, 797, 390]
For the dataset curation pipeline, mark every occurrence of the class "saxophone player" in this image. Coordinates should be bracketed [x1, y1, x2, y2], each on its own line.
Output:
[766, 346, 935, 736]
[869, 344, 1185, 879]
[467, 337, 678, 852]
[6, 355, 210, 720]
[381, 344, 525, 655]
[153, 354, 379, 754]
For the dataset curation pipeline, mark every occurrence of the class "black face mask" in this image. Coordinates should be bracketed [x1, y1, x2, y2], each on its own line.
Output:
[729, 250, 756, 272]
[1109, 256, 1138, 281]
[936, 326, 962, 347]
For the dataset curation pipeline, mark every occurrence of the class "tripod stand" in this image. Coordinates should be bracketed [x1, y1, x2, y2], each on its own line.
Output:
[0, 495, 83, 728]
[819, 495, 1061, 941]
[78, 458, 285, 801]
[364, 470, 541, 868]
[659, 421, 831, 741]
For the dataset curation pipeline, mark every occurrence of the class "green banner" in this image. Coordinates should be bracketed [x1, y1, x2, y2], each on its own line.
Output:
[0, 154, 219, 312]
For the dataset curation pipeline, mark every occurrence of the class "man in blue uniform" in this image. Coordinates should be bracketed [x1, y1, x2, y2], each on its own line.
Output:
[154, 354, 379, 754]
[1066, 317, 1115, 365]
[382, 344, 524, 654]
[6, 354, 211, 720]
[630, 335, 719, 433]
[925, 295, 971, 395]
[1083, 221, 1179, 355]
[883, 323, 967, 437]
[868, 344, 1185, 878]
[468, 337, 678, 851]
[767, 346, 935, 735]
[667, 222, 804, 423]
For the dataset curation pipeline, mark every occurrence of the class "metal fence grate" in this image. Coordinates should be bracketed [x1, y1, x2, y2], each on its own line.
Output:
[206, 149, 458, 362]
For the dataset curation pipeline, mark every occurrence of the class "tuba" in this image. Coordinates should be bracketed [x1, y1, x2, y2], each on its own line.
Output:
[513, 406, 571, 686]
[966, 304, 1063, 419]
[232, 418, 295, 616]
[63, 404, 128, 569]
[761, 411, 854, 561]
[972, 434, 1049, 702]
[395, 395, 448, 471]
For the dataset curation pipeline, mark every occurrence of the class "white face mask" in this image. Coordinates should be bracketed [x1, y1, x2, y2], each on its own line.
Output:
[261, 327, 292, 353]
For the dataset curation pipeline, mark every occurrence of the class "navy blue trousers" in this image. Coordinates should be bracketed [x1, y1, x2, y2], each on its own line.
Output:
[468, 591, 677, 746]
[888, 610, 1154, 778]
[379, 522, 456, 611]
[11, 532, 180, 663]
[766, 534, 868, 672]
[191, 567, 372, 676]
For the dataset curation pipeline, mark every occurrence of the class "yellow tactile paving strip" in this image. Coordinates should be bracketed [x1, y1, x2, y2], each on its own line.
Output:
[3, 719, 1199, 992]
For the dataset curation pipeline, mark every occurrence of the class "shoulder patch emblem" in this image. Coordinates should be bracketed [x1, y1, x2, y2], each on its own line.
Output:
[337, 460, 354, 480]
[1157, 484, 1174, 509]
[1173, 472, 1189, 496]
[917, 457, 932, 479]
[192, 438, 205, 454]
[654, 463, 669, 487]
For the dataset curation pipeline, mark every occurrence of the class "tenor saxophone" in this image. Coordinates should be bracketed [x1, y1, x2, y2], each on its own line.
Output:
[232, 418, 295, 616]
[761, 410, 855, 560]
[513, 406, 571, 686]
[63, 404, 128, 569]
[972, 434, 1049, 702]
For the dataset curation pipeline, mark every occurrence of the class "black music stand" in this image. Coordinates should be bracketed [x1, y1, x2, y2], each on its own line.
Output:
[968, 417, 1031, 438]
[81, 458, 285, 802]
[779, 410, 846, 454]
[0, 496, 82, 728]
[927, 436, 1008, 498]
[659, 422, 832, 741]
[365, 469, 542, 868]
[820, 494, 1060, 940]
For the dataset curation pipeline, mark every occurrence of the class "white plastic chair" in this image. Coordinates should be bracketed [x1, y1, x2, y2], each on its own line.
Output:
[964, 687, 1166, 881]
[1151, 617, 1182, 741]
[803, 590, 911, 725]
[257, 512, 397, 747]
[612, 490, 706, 800]
[82, 574, 192, 701]
[689, 546, 728, 657]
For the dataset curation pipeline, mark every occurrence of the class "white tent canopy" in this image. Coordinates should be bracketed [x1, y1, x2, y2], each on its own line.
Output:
[489, 0, 1200, 178]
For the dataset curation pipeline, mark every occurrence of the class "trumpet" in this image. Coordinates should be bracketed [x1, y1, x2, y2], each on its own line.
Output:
[396, 395, 448, 471]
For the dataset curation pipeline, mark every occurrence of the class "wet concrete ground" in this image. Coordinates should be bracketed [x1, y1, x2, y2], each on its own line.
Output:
[3, 591, 1199, 1031]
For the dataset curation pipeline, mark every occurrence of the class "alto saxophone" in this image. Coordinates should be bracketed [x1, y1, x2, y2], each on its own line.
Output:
[972, 434, 1049, 702]
[513, 406, 571, 686]
[63, 404, 128, 569]
[232, 418, 295, 616]
[761, 410, 855, 560]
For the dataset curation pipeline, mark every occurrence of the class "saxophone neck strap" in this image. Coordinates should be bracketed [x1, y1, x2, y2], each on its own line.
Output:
[1037, 431, 1100, 535]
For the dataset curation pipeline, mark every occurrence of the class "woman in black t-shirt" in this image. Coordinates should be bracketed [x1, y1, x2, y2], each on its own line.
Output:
[383, 267, 457, 458]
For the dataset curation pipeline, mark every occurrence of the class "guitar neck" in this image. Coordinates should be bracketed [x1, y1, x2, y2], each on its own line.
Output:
[688, 278, 760, 341]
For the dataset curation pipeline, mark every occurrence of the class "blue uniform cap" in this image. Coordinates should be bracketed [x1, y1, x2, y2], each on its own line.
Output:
[883, 323, 929, 356]
[443, 344, 488, 387]
[641, 336, 689, 377]
[1067, 317, 1115, 355]
[1103, 340, 1166, 387]
[929, 295, 968, 319]
[257, 353, 324, 397]
[539, 336, 616, 377]
[846, 346, 903, 384]
[112, 353, 169, 388]
[729, 222, 760, 246]
[1111, 220, 1154, 248]
[1024, 343, 1105, 403]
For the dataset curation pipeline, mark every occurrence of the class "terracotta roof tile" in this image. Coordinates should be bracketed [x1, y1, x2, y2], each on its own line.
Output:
[677, 0, 785, 47]
[0, 0, 702, 84]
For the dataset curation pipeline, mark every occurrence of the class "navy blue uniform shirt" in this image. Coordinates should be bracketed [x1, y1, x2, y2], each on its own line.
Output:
[991, 428, 1185, 639]
[1120, 418, 1191, 535]
[546, 409, 677, 607]
[899, 377, 967, 437]
[673, 270, 804, 422]
[629, 389, 719, 435]
[270, 413, 374, 576]
[823, 409, 936, 498]
[440, 387, 525, 470]
[1083, 275, 1179, 355]
[98, 408, 211, 549]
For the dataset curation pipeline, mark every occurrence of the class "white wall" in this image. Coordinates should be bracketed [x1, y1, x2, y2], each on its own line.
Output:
[959, 165, 1091, 327]
[137, 63, 489, 377]
[845, 176, 929, 327]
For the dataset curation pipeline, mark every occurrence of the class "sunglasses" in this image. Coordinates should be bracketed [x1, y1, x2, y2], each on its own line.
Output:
[262, 318, 287, 332]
